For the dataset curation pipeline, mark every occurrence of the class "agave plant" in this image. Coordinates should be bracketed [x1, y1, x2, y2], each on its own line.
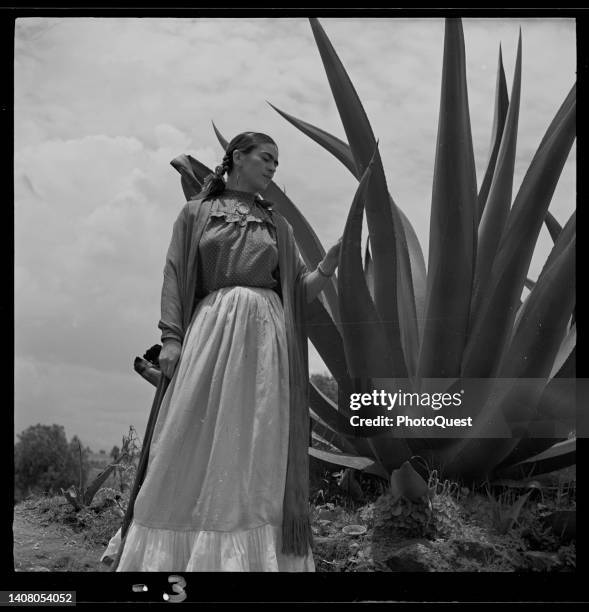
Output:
[169, 17, 575, 485]
[61, 438, 131, 511]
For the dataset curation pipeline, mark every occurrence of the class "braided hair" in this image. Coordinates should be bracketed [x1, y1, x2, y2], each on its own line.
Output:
[198, 132, 277, 201]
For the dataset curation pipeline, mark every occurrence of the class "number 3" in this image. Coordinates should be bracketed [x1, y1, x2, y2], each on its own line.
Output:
[163, 575, 187, 603]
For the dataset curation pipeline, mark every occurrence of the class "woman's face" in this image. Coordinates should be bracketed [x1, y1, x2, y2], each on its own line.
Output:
[234, 143, 279, 192]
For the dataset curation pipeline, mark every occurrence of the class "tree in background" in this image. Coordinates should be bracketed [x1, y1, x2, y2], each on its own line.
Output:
[14, 424, 91, 502]
[310, 372, 337, 403]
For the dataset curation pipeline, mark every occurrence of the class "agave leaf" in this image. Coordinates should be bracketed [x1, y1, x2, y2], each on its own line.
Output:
[462, 88, 576, 378]
[309, 382, 388, 462]
[494, 438, 576, 480]
[540, 210, 577, 357]
[171, 153, 211, 186]
[310, 381, 400, 463]
[309, 382, 374, 459]
[500, 423, 572, 479]
[497, 348, 576, 472]
[446, 238, 575, 480]
[549, 323, 576, 380]
[490, 239, 575, 459]
[537, 211, 576, 288]
[310, 410, 359, 455]
[399, 210, 427, 346]
[418, 18, 478, 379]
[510, 298, 527, 341]
[477, 43, 510, 225]
[308, 446, 390, 479]
[170, 154, 207, 200]
[211, 120, 226, 151]
[472, 32, 522, 322]
[534, 83, 576, 159]
[266, 101, 356, 175]
[434, 376, 526, 481]
[210, 123, 341, 326]
[371, 432, 416, 476]
[309, 381, 356, 435]
[509, 213, 575, 350]
[317, 159, 416, 472]
[336, 155, 415, 471]
[389, 460, 430, 501]
[524, 87, 576, 338]
[551, 342, 575, 379]
[513, 211, 574, 344]
[540, 332, 576, 426]
[269, 99, 426, 362]
[545, 210, 562, 242]
[391, 199, 421, 378]
[338, 144, 404, 378]
[309, 17, 381, 178]
[83, 464, 119, 506]
[500, 238, 575, 380]
[536, 374, 576, 424]
[364, 238, 375, 299]
[298, 289, 352, 391]
[311, 430, 339, 452]
[309, 383, 382, 465]
[309, 18, 418, 377]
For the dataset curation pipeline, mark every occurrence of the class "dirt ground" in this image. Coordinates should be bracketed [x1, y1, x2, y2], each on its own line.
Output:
[13, 503, 109, 572]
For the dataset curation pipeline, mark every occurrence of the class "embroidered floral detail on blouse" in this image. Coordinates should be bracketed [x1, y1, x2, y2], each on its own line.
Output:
[211, 196, 275, 228]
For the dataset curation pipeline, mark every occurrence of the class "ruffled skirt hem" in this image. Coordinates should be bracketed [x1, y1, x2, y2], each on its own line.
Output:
[101, 520, 315, 572]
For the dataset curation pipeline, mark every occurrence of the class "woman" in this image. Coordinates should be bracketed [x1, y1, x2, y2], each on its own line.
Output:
[101, 131, 342, 571]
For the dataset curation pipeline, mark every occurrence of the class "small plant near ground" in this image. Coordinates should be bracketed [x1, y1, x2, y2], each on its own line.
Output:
[60, 426, 141, 513]
[358, 502, 375, 529]
[374, 494, 436, 539]
[484, 483, 535, 535]
[372, 459, 436, 539]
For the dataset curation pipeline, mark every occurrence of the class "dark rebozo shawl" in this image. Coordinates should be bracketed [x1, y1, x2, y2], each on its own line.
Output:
[157, 195, 313, 556]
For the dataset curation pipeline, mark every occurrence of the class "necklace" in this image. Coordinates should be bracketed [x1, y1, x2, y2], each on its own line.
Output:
[234, 202, 251, 226]
[222, 188, 270, 226]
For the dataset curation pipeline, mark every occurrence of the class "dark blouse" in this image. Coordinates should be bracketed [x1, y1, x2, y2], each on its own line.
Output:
[197, 189, 280, 296]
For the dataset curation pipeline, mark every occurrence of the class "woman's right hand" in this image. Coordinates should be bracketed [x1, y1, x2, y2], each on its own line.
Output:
[159, 339, 182, 379]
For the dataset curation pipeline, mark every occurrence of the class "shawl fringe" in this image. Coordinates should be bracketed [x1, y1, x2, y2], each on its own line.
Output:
[281, 511, 314, 556]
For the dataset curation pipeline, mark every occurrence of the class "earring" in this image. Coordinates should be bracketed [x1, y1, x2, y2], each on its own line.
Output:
[236, 170, 240, 187]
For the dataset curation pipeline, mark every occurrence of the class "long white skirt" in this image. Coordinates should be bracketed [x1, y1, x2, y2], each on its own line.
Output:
[101, 285, 315, 571]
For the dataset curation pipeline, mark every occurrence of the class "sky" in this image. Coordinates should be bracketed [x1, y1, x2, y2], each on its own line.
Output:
[14, 16, 576, 453]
